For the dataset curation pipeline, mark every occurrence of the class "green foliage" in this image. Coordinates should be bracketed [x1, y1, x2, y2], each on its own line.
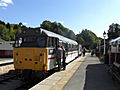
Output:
[76, 29, 99, 49]
[0, 20, 5, 25]
[0, 20, 21, 41]
[40, 20, 76, 40]
[107, 23, 120, 40]
[0, 19, 100, 49]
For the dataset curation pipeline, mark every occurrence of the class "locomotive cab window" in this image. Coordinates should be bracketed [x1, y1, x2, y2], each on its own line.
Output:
[37, 36, 47, 47]
[14, 37, 23, 47]
[14, 35, 47, 47]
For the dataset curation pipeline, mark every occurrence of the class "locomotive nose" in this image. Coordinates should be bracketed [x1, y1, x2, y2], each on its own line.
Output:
[14, 48, 47, 71]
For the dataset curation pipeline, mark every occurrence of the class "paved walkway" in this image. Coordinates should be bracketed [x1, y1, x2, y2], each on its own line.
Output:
[0, 58, 13, 64]
[30, 54, 86, 90]
[63, 54, 120, 90]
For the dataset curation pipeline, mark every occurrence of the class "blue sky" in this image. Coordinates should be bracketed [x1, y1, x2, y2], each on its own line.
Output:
[0, 0, 120, 38]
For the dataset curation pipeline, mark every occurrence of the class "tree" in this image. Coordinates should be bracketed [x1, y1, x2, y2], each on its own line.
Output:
[13, 24, 19, 29]
[40, 20, 76, 40]
[0, 20, 22, 41]
[19, 22, 23, 27]
[67, 30, 76, 40]
[0, 20, 5, 25]
[6, 23, 11, 29]
[107, 23, 120, 40]
[40, 20, 52, 31]
[76, 29, 99, 49]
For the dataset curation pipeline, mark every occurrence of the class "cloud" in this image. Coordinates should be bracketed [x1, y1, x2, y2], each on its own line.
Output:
[0, 0, 13, 7]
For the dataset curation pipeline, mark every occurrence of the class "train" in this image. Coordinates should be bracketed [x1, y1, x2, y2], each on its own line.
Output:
[108, 37, 120, 80]
[109, 37, 120, 65]
[13, 27, 82, 79]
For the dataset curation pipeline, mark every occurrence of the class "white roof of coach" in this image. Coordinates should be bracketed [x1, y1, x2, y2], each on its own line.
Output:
[41, 29, 78, 45]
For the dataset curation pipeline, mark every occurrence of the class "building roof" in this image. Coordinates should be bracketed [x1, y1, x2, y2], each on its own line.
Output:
[0, 42, 13, 50]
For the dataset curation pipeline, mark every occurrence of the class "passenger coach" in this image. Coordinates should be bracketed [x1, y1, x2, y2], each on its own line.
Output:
[109, 37, 120, 65]
[108, 37, 120, 81]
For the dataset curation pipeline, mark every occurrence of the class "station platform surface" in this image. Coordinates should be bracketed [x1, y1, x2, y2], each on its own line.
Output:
[30, 53, 120, 90]
[0, 58, 13, 65]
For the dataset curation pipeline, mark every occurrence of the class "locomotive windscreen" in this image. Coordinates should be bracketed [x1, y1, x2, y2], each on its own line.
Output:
[14, 35, 47, 48]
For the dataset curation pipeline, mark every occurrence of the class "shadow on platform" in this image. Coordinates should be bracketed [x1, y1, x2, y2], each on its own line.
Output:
[83, 64, 120, 90]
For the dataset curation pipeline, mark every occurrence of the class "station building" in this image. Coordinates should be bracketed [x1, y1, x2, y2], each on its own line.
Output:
[0, 41, 14, 58]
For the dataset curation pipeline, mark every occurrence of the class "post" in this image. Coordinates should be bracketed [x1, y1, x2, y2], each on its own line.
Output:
[103, 31, 106, 55]
[98, 40, 101, 57]
[103, 31, 106, 63]
[103, 36, 106, 55]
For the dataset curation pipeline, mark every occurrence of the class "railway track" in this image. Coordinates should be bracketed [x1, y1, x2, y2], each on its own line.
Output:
[0, 69, 56, 90]
[0, 71, 22, 90]
[0, 58, 77, 90]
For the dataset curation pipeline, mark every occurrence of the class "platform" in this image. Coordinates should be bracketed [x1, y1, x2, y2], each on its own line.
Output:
[0, 58, 13, 65]
[30, 53, 120, 90]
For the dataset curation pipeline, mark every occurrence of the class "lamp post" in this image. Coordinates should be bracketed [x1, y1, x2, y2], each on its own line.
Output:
[103, 31, 106, 55]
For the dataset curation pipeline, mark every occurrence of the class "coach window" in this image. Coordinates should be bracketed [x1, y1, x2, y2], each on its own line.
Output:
[64, 43, 68, 51]
[71, 44, 73, 50]
[52, 37, 56, 47]
[67, 44, 69, 51]
[118, 45, 120, 52]
[73, 45, 76, 50]
[109, 45, 111, 51]
[48, 37, 55, 47]
[69, 44, 72, 51]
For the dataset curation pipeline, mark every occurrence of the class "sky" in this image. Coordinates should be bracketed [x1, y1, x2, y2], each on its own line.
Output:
[0, 0, 120, 38]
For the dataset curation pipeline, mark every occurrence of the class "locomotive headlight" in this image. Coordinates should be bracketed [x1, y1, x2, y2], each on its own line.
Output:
[16, 53, 18, 56]
[15, 57, 18, 63]
[40, 53, 43, 63]
[15, 52, 18, 63]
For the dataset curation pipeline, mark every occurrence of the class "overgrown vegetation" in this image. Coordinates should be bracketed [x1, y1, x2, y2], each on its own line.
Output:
[0, 20, 21, 41]
[0, 20, 101, 49]
[107, 23, 120, 40]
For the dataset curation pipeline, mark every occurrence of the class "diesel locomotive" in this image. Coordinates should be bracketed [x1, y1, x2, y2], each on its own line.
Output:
[13, 27, 82, 79]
